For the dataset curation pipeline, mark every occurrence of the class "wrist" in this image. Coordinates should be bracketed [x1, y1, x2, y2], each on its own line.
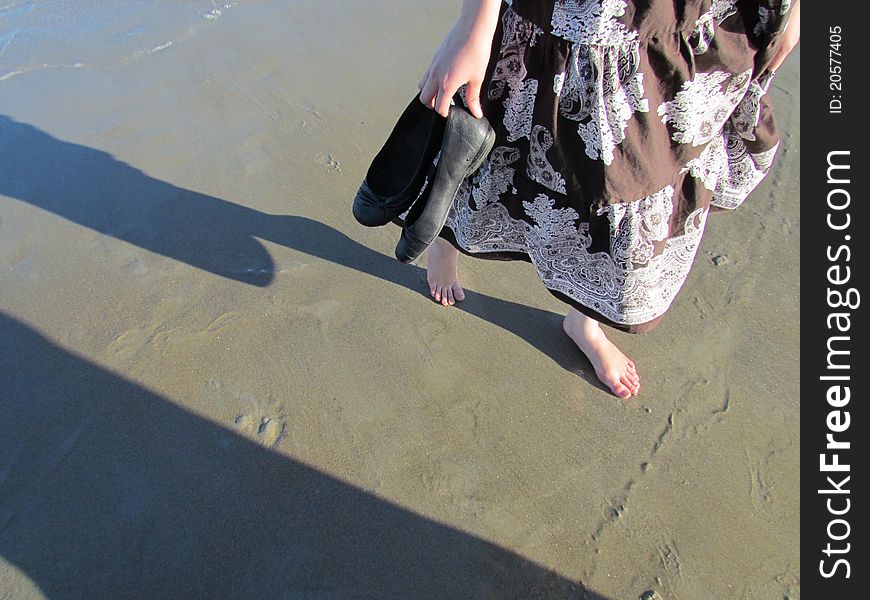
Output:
[457, 0, 500, 42]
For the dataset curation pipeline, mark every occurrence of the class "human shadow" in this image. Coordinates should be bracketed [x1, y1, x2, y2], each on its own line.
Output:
[0, 313, 611, 599]
[0, 115, 606, 391]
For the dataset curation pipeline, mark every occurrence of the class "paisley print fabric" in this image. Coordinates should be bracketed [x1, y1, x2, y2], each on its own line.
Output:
[433, 0, 792, 332]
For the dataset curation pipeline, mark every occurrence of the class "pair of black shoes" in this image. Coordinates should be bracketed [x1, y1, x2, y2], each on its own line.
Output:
[353, 96, 496, 263]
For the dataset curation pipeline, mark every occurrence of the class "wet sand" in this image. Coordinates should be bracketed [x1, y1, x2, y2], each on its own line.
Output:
[1, 1, 799, 598]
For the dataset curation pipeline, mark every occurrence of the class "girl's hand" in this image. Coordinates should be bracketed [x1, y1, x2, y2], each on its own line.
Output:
[418, 0, 501, 119]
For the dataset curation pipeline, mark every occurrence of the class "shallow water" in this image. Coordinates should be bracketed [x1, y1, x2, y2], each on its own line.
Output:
[0, 0, 246, 80]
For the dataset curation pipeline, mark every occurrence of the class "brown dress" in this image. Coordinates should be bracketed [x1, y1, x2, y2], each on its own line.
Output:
[436, 0, 793, 332]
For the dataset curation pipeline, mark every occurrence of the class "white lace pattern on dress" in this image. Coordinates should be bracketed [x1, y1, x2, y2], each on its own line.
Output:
[682, 70, 779, 209]
[657, 69, 753, 147]
[446, 164, 709, 324]
[551, 0, 634, 46]
[689, 0, 738, 55]
[527, 125, 568, 194]
[551, 2, 650, 165]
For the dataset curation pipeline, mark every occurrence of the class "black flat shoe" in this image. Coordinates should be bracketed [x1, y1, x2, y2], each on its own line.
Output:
[395, 104, 495, 263]
[352, 97, 446, 227]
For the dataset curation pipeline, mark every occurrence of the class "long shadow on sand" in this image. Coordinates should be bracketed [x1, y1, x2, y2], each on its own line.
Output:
[0, 115, 607, 390]
[0, 313, 610, 599]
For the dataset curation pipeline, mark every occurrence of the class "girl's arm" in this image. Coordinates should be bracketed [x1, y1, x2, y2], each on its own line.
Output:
[769, 0, 800, 72]
[418, 0, 502, 118]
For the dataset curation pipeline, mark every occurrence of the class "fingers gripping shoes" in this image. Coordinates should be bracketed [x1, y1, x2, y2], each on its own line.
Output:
[352, 98, 446, 228]
[394, 105, 495, 263]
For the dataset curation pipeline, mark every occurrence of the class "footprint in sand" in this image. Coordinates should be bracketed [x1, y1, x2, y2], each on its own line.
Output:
[239, 130, 273, 176]
[317, 152, 341, 173]
[233, 412, 285, 448]
[107, 328, 153, 363]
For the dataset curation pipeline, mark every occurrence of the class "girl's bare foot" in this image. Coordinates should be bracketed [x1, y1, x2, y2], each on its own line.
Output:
[562, 308, 640, 399]
[426, 237, 466, 306]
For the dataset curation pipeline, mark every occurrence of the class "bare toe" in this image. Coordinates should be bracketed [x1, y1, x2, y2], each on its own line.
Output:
[426, 238, 463, 308]
[620, 374, 638, 396]
[612, 381, 632, 400]
[563, 309, 640, 400]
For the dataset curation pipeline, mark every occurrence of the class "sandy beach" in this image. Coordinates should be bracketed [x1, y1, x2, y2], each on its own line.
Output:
[1, 1, 800, 598]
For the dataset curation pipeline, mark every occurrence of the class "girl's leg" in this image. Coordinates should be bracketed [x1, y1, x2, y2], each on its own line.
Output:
[562, 308, 640, 399]
[426, 237, 466, 306]
[426, 240, 639, 398]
